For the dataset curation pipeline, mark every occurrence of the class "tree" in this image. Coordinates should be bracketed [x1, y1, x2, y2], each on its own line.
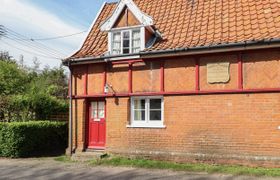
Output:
[0, 59, 29, 96]
[0, 51, 15, 63]
[0, 52, 68, 121]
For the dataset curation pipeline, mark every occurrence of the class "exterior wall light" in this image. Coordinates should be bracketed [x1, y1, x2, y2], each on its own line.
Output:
[104, 83, 115, 94]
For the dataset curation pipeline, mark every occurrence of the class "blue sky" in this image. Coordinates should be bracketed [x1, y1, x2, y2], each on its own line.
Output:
[26, 0, 116, 29]
[0, 0, 116, 68]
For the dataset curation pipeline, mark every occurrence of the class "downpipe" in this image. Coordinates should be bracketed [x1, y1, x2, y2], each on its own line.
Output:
[68, 61, 73, 155]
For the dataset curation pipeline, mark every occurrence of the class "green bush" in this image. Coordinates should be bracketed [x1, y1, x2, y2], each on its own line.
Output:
[0, 121, 67, 158]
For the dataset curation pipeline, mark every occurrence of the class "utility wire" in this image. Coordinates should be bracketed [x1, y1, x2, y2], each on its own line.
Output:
[2, 35, 62, 59]
[3, 32, 64, 58]
[0, 25, 64, 59]
[6, 29, 67, 57]
[25, 30, 86, 41]
[1, 39, 61, 60]
[2, 26, 67, 57]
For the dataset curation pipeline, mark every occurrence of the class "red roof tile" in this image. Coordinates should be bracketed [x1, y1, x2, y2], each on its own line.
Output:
[71, 0, 280, 59]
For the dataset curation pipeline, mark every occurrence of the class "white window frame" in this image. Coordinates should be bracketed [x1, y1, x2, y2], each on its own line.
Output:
[108, 26, 145, 55]
[128, 96, 165, 128]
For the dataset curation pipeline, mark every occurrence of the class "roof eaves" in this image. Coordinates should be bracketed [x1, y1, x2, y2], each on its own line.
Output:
[63, 38, 280, 66]
[141, 39, 280, 58]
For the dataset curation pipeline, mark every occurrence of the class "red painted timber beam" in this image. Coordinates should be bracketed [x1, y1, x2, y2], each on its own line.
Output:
[160, 60, 165, 92]
[238, 53, 243, 89]
[103, 63, 107, 93]
[195, 58, 200, 91]
[128, 62, 133, 93]
[84, 66, 88, 95]
[72, 88, 280, 99]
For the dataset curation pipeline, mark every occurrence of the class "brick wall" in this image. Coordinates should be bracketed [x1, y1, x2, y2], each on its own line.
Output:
[72, 99, 86, 152]
[71, 49, 280, 166]
[106, 94, 280, 167]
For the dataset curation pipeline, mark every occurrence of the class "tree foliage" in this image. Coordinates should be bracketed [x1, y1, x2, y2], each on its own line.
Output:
[0, 52, 68, 121]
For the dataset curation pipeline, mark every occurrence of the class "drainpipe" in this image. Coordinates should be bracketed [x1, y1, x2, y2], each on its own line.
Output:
[68, 61, 73, 155]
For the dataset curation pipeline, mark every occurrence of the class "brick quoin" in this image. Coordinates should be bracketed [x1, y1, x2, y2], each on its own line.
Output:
[70, 49, 280, 167]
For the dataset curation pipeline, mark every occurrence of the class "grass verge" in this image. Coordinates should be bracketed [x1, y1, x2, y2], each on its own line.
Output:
[54, 155, 74, 163]
[88, 156, 280, 177]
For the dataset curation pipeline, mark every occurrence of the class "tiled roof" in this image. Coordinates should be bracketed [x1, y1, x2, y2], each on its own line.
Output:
[71, 0, 280, 59]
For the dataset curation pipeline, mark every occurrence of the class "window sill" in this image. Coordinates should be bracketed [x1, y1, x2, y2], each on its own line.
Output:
[126, 125, 166, 129]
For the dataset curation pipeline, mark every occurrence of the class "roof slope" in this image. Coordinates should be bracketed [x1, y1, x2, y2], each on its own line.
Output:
[71, 0, 280, 59]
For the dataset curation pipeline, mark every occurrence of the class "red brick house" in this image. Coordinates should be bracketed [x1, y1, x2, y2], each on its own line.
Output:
[64, 0, 280, 166]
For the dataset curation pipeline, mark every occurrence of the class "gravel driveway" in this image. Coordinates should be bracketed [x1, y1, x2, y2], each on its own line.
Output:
[0, 158, 278, 180]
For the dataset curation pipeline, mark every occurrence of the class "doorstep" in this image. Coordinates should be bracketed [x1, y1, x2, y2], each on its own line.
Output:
[71, 149, 107, 162]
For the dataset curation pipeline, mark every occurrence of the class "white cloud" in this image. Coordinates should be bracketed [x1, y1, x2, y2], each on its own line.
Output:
[0, 0, 87, 68]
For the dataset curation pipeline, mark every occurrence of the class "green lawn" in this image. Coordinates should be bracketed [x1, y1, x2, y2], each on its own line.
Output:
[55, 155, 280, 177]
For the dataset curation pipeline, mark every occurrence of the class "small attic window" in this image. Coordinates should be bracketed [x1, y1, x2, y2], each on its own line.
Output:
[110, 27, 144, 55]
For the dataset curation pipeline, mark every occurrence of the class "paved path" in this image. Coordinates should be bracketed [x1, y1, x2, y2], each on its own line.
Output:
[0, 158, 279, 180]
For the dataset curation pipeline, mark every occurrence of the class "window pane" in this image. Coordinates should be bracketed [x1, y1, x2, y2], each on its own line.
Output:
[113, 32, 121, 40]
[123, 31, 130, 39]
[150, 99, 161, 109]
[122, 31, 130, 54]
[98, 110, 105, 118]
[132, 48, 140, 53]
[112, 32, 121, 55]
[134, 99, 145, 109]
[132, 39, 140, 48]
[150, 110, 161, 121]
[98, 102, 105, 110]
[92, 110, 98, 119]
[113, 42, 121, 48]
[132, 30, 140, 39]
[123, 48, 129, 54]
[113, 49, 121, 54]
[92, 102, 97, 110]
[123, 40, 129, 48]
[134, 110, 145, 121]
[132, 30, 140, 53]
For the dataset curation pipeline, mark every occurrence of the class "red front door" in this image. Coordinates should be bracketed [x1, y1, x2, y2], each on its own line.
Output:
[88, 100, 106, 149]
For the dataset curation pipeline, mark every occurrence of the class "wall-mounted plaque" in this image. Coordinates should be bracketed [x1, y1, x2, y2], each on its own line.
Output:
[207, 62, 230, 84]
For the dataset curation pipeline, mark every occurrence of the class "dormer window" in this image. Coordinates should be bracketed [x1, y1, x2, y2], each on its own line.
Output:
[111, 28, 142, 55]
[101, 0, 155, 56]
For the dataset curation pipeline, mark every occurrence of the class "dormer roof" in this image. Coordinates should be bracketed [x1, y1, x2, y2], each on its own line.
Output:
[100, 0, 153, 31]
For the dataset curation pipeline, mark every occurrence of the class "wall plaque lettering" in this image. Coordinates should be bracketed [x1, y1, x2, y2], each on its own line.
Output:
[207, 62, 230, 83]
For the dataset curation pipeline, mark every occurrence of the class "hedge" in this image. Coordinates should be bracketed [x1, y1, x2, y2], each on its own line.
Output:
[0, 121, 68, 158]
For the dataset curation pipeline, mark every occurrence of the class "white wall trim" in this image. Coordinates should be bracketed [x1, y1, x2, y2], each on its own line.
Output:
[126, 125, 166, 129]
[67, 2, 107, 59]
[106, 55, 140, 61]
[140, 27, 145, 50]
[107, 31, 112, 54]
[100, 0, 153, 31]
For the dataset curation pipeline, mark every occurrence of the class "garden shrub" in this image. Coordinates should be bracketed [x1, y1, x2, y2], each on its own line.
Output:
[0, 121, 67, 158]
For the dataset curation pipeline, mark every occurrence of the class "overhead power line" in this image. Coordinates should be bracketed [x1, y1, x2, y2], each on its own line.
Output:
[0, 25, 5, 37]
[1, 39, 61, 60]
[29, 30, 87, 41]
[3, 35, 62, 59]
[0, 25, 73, 60]
[3, 26, 67, 57]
